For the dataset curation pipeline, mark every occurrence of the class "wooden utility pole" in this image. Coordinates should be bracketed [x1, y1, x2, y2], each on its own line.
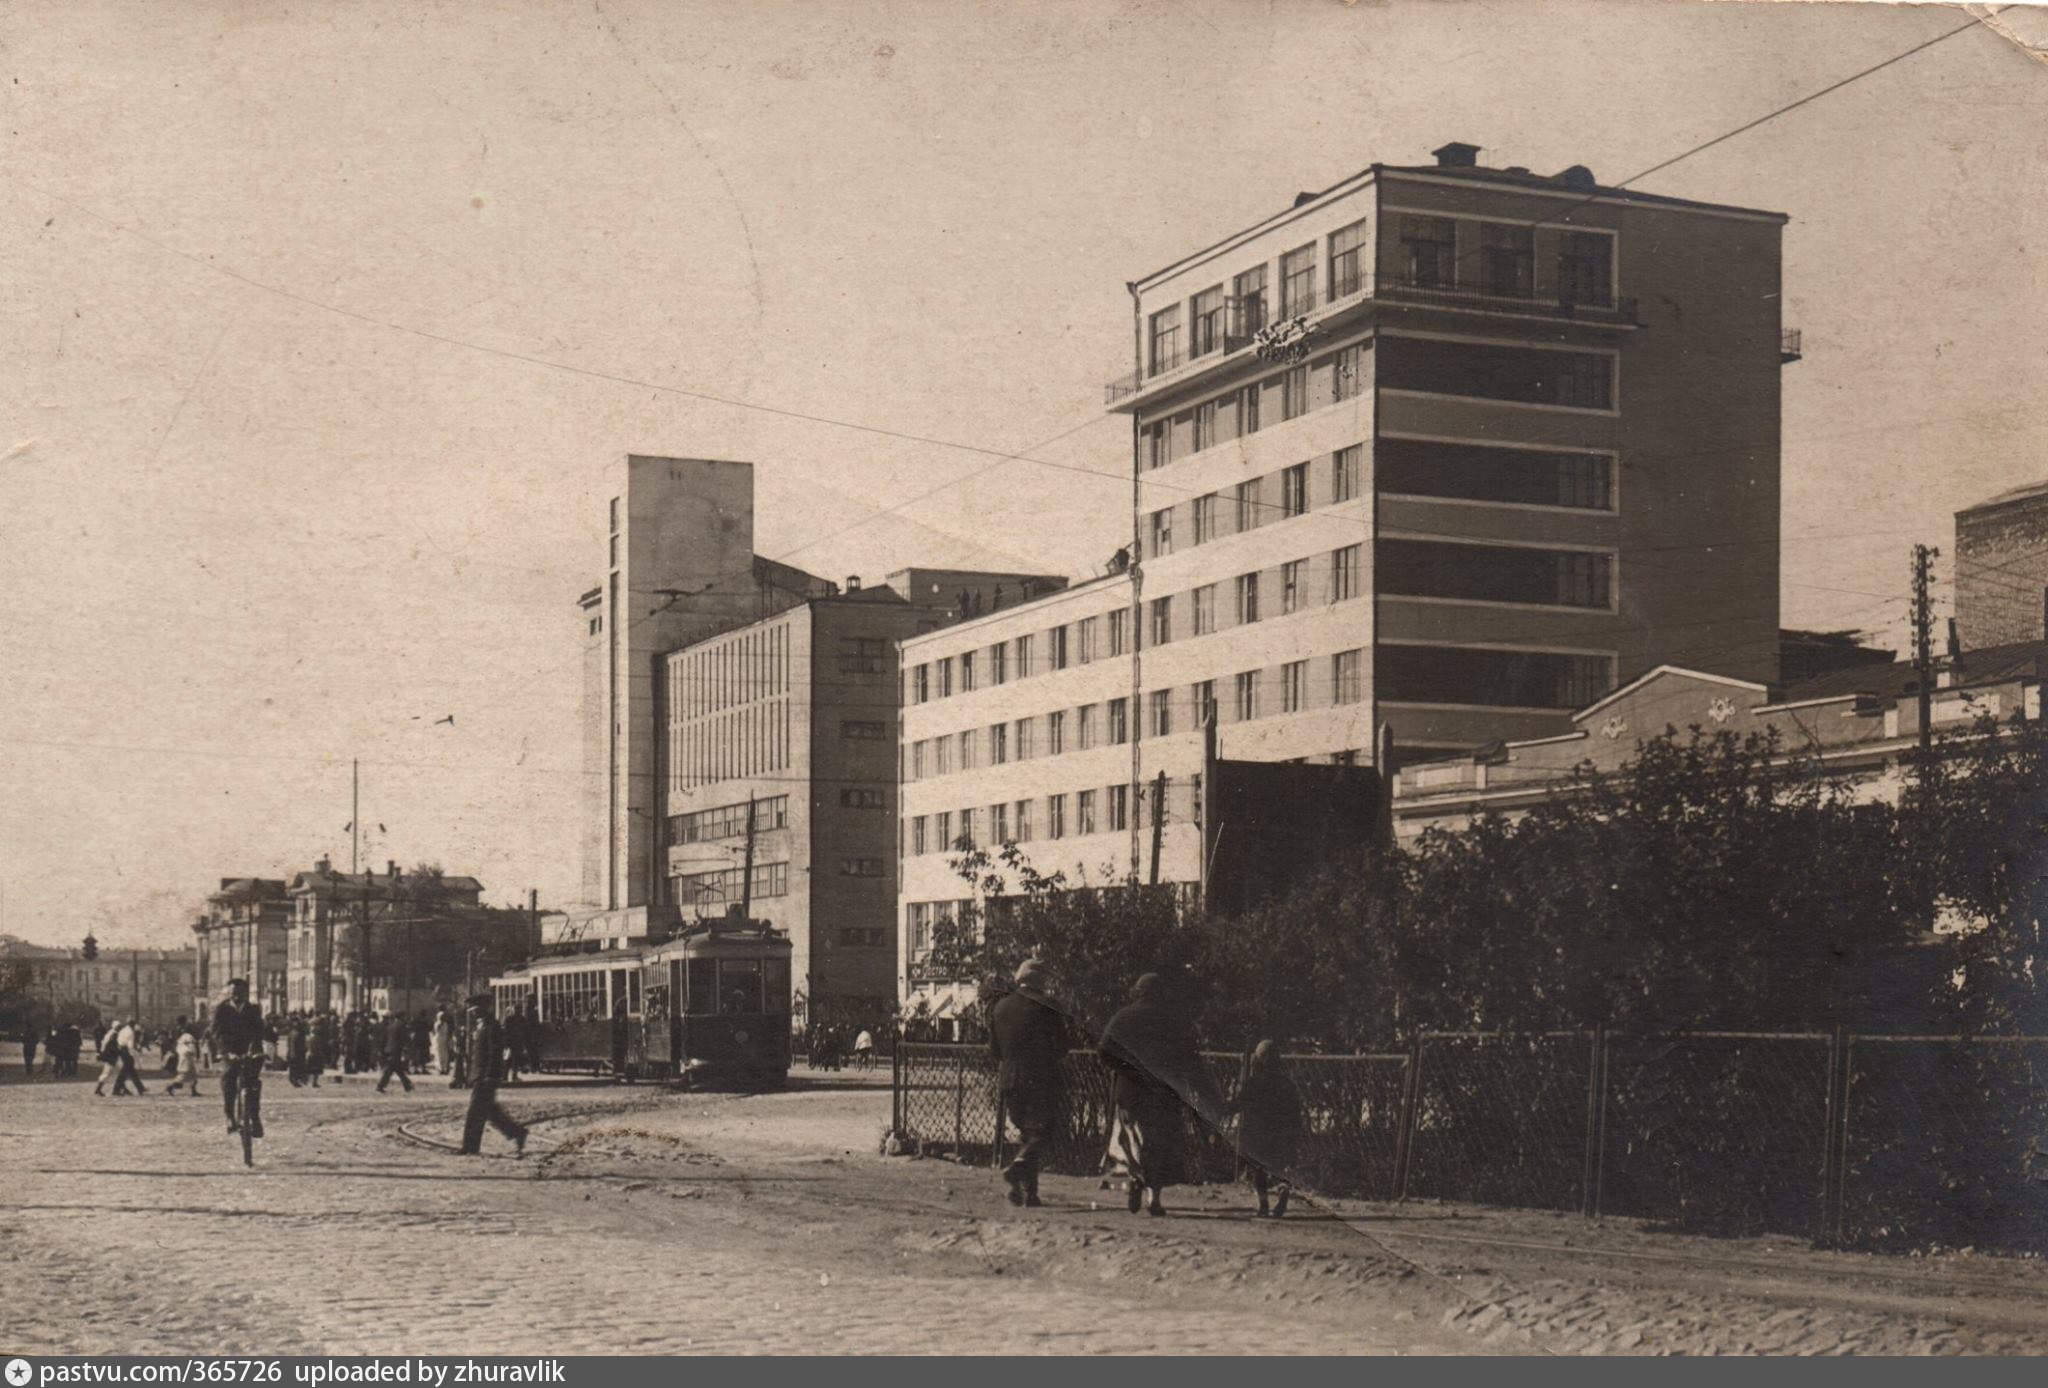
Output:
[738, 795, 758, 925]
[1911, 543, 1938, 758]
[1147, 769, 1167, 886]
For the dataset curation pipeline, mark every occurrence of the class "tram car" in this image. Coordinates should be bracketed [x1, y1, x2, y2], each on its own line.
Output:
[487, 918, 791, 1088]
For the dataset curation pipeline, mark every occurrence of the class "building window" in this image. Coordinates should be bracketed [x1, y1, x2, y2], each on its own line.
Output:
[1077, 790, 1098, 836]
[1015, 717, 1034, 760]
[1236, 572, 1261, 625]
[935, 811, 951, 848]
[1481, 223, 1535, 297]
[1194, 679, 1217, 724]
[1191, 285, 1226, 358]
[1150, 689, 1172, 738]
[1050, 624, 1070, 670]
[1150, 596, 1172, 646]
[1399, 214, 1457, 287]
[1108, 697, 1129, 744]
[1327, 219, 1368, 299]
[1149, 305, 1182, 376]
[1280, 244, 1315, 316]
[1048, 710, 1066, 755]
[1192, 493, 1217, 545]
[1281, 660, 1308, 713]
[841, 720, 888, 741]
[990, 723, 1008, 765]
[1235, 670, 1259, 722]
[933, 737, 952, 775]
[958, 808, 976, 848]
[837, 637, 886, 675]
[912, 816, 928, 855]
[1333, 343, 1366, 403]
[1558, 231, 1614, 308]
[1380, 338, 1614, 411]
[1378, 539, 1613, 609]
[840, 857, 886, 878]
[1015, 799, 1033, 843]
[1150, 508, 1173, 558]
[989, 641, 1007, 685]
[1333, 649, 1363, 706]
[838, 927, 888, 948]
[1377, 644, 1612, 710]
[1233, 265, 1268, 335]
[1145, 421, 1168, 471]
[1330, 544, 1362, 602]
[937, 658, 953, 698]
[1078, 704, 1097, 750]
[958, 730, 978, 771]
[1107, 609, 1127, 656]
[992, 801, 1010, 843]
[1014, 634, 1033, 678]
[913, 665, 930, 703]
[1077, 616, 1095, 665]
[1281, 560, 1304, 615]
[1281, 365, 1309, 421]
[1192, 584, 1216, 636]
[960, 650, 976, 691]
[1281, 463, 1309, 518]
[840, 787, 887, 810]
[1238, 380, 1262, 436]
[1333, 445, 1361, 504]
[1192, 400, 1217, 452]
[1235, 478, 1262, 532]
[1048, 794, 1067, 840]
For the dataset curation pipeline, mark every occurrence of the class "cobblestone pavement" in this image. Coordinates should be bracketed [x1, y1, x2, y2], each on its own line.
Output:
[6, 1064, 2048, 1355]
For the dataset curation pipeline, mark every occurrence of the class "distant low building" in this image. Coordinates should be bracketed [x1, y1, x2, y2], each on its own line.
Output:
[0, 937, 198, 1035]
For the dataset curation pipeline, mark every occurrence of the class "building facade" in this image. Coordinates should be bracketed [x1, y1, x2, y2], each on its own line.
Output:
[667, 572, 1049, 1029]
[0, 939, 198, 1034]
[191, 878, 291, 1018]
[283, 860, 513, 1013]
[1955, 481, 2048, 652]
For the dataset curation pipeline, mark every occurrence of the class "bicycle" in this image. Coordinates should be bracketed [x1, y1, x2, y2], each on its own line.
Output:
[225, 1053, 263, 1167]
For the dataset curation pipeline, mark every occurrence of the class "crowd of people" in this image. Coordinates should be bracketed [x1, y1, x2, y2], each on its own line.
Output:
[988, 962, 1303, 1220]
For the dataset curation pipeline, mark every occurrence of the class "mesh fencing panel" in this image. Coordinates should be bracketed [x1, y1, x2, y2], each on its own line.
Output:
[1601, 1032, 1833, 1238]
[1405, 1031, 1593, 1212]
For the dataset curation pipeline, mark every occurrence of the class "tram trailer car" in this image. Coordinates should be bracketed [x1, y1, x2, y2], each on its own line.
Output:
[489, 922, 790, 1088]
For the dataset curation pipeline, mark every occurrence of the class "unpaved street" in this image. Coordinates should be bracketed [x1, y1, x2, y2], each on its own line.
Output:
[3, 1066, 2046, 1355]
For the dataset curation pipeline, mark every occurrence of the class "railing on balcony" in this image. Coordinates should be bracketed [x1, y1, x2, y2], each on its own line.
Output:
[1781, 328, 1803, 363]
[1106, 271, 1639, 404]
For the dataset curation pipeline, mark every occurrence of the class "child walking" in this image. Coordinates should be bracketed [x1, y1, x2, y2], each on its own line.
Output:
[1230, 1040, 1304, 1218]
[166, 1020, 202, 1097]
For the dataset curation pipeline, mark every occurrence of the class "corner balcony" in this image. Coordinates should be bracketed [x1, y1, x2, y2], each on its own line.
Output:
[1107, 272, 1641, 411]
[1781, 328, 1803, 363]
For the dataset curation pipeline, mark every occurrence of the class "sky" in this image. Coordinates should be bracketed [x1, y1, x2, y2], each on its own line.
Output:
[2, 0, 2044, 948]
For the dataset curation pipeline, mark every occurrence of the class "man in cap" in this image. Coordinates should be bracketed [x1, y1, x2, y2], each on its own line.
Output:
[987, 958, 1070, 1207]
[459, 994, 527, 1158]
[213, 978, 270, 1137]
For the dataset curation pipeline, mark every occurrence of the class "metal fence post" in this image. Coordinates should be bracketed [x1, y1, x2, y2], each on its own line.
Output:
[992, 1091, 1007, 1171]
[953, 1052, 966, 1155]
[1581, 1024, 1607, 1217]
[1393, 1035, 1424, 1201]
[891, 1040, 902, 1135]
[1818, 1024, 1846, 1248]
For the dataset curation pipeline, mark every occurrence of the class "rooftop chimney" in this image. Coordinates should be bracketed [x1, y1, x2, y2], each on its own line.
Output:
[1432, 142, 1481, 168]
[845, 575, 862, 592]
[316, 856, 331, 874]
[387, 860, 399, 879]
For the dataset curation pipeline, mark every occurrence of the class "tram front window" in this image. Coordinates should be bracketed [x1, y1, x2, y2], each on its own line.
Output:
[720, 959, 763, 1015]
[765, 958, 790, 1014]
[686, 959, 719, 1017]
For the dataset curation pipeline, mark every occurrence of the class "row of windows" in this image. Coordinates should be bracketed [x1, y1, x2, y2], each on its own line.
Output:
[1377, 644, 1612, 711]
[1142, 340, 1367, 470]
[1148, 219, 1369, 375]
[909, 609, 1129, 705]
[1379, 539, 1614, 610]
[671, 795, 790, 844]
[673, 622, 793, 719]
[907, 781, 1145, 856]
[1147, 446, 1362, 559]
[673, 861, 791, 907]
[1393, 216, 1615, 305]
[1379, 437, 1613, 511]
[672, 698, 792, 793]
[905, 650, 1366, 787]
[1381, 336, 1614, 411]
[1147, 544, 1365, 646]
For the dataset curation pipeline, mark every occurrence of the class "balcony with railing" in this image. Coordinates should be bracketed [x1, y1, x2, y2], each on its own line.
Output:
[1781, 328, 1803, 363]
[1107, 272, 1640, 408]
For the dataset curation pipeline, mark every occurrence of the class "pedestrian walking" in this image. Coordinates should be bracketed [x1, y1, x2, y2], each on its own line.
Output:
[340, 1012, 359, 1076]
[448, 1008, 469, 1088]
[166, 1019, 202, 1097]
[376, 1011, 415, 1093]
[1098, 972, 1219, 1218]
[459, 994, 527, 1158]
[431, 1006, 453, 1075]
[287, 1016, 310, 1087]
[522, 999, 542, 1075]
[854, 1027, 875, 1071]
[1228, 1040, 1303, 1218]
[609, 996, 630, 1081]
[410, 1009, 432, 1073]
[19, 1026, 40, 1079]
[58, 1023, 81, 1078]
[114, 1017, 148, 1095]
[93, 1020, 122, 1095]
[988, 960, 1070, 1208]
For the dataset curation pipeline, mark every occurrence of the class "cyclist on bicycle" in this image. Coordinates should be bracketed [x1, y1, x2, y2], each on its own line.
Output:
[213, 977, 271, 1139]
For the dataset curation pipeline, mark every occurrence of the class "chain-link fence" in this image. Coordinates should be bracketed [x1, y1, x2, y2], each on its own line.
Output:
[894, 1031, 2048, 1252]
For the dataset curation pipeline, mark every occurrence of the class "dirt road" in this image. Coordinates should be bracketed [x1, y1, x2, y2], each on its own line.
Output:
[2, 1065, 2043, 1354]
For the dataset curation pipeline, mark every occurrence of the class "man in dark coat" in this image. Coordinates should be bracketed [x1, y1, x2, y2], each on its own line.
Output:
[1099, 972, 1220, 1218]
[459, 996, 527, 1157]
[340, 1012, 359, 1075]
[987, 959, 1069, 1208]
[213, 978, 271, 1137]
[376, 1010, 415, 1093]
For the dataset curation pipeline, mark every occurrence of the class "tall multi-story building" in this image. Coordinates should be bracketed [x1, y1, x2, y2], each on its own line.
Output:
[665, 569, 1055, 1029]
[191, 877, 291, 1017]
[1955, 481, 2048, 652]
[577, 456, 835, 930]
[901, 141, 1794, 1015]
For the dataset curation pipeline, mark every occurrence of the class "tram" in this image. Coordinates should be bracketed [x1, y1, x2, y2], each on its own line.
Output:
[487, 918, 791, 1088]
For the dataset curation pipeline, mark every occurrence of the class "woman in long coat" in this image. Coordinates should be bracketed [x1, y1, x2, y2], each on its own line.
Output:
[1098, 973, 1218, 1217]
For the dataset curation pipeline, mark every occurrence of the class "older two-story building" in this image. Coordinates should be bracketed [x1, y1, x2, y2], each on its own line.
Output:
[191, 877, 291, 1017]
